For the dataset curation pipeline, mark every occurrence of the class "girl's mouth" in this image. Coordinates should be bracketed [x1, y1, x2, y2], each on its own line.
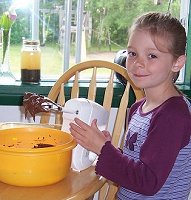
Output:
[133, 73, 149, 78]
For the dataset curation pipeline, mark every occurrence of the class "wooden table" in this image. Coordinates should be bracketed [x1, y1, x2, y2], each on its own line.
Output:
[0, 166, 106, 200]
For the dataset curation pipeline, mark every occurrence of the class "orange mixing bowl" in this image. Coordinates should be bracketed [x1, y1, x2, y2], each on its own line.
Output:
[0, 127, 76, 186]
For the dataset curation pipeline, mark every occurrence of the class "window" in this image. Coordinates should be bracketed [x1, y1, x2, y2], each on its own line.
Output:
[179, 0, 190, 83]
[0, 0, 189, 84]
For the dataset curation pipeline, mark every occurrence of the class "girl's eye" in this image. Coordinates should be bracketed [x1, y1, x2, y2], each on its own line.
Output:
[148, 54, 157, 59]
[128, 51, 136, 57]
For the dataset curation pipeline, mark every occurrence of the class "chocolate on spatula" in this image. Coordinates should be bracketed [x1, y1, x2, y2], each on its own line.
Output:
[23, 92, 62, 121]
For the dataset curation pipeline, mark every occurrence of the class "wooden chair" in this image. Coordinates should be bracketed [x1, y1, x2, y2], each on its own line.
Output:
[39, 60, 144, 200]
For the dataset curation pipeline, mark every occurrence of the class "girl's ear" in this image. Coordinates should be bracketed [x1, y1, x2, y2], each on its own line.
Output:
[172, 55, 186, 72]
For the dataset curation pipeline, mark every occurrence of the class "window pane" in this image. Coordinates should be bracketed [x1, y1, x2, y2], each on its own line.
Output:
[1, 0, 185, 82]
[10, 0, 63, 80]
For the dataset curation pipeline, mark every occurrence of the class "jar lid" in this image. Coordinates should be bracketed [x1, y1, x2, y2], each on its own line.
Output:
[23, 40, 40, 45]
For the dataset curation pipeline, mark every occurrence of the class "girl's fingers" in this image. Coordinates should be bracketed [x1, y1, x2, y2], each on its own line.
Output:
[102, 130, 112, 140]
[69, 126, 86, 142]
[70, 127, 91, 150]
[69, 122, 85, 134]
[102, 130, 110, 136]
[74, 118, 100, 133]
[91, 119, 98, 130]
[74, 118, 90, 130]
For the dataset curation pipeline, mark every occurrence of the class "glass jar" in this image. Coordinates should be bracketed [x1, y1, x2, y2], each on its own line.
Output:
[20, 40, 41, 84]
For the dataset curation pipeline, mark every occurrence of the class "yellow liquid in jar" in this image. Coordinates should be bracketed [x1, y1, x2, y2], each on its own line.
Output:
[21, 51, 41, 70]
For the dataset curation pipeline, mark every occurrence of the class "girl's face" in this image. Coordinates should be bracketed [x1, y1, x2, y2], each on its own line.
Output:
[126, 30, 178, 91]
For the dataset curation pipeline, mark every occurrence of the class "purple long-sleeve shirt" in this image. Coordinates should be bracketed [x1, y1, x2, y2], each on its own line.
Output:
[95, 96, 191, 199]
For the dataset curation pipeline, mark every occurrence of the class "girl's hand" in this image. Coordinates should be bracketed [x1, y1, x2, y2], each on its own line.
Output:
[69, 118, 111, 155]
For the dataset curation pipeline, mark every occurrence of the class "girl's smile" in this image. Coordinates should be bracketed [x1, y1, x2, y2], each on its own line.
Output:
[132, 73, 150, 78]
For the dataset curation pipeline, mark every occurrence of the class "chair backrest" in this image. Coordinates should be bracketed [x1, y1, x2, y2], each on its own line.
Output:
[40, 60, 144, 199]
[40, 60, 143, 124]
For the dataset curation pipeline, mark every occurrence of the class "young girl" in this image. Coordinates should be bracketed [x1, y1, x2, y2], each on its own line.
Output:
[69, 12, 191, 199]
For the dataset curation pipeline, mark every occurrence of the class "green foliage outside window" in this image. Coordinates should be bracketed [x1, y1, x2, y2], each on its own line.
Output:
[0, 0, 181, 78]
[1, 0, 180, 49]
[85, 0, 180, 48]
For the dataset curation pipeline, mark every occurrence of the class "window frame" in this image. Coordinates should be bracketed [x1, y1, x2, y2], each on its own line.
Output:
[184, 0, 191, 87]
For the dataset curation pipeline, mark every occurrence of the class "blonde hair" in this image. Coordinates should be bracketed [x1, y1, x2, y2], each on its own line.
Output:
[129, 12, 186, 59]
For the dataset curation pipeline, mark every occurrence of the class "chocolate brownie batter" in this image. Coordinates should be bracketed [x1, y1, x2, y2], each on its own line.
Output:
[23, 92, 62, 121]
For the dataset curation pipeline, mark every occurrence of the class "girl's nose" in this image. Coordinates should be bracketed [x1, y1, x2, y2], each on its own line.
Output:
[133, 57, 145, 68]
